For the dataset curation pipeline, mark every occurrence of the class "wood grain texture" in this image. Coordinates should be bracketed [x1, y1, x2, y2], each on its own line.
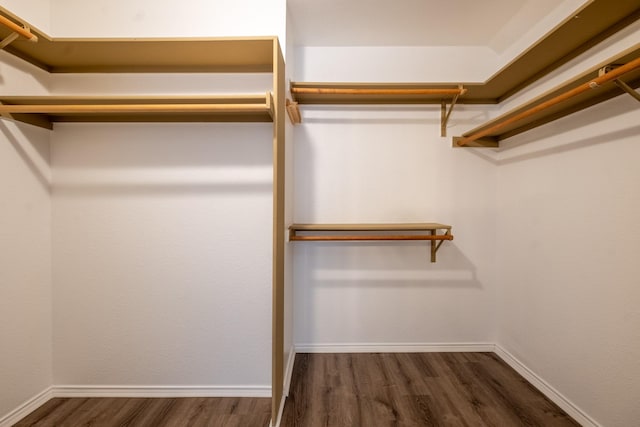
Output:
[13, 353, 580, 426]
[290, 223, 452, 231]
[13, 397, 271, 427]
[281, 353, 580, 427]
[271, 37, 286, 425]
[289, 235, 453, 241]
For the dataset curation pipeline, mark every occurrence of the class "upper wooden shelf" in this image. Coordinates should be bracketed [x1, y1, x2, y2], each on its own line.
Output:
[0, 18, 275, 73]
[453, 47, 640, 148]
[289, 223, 453, 262]
[290, 83, 466, 105]
[0, 93, 274, 129]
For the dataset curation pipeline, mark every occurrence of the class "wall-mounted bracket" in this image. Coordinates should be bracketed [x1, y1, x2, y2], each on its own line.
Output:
[0, 101, 14, 121]
[0, 15, 37, 49]
[430, 229, 451, 263]
[614, 79, 640, 102]
[286, 99, 301, 124]
[0, 31, 19, 49]
[441, 85, 465, 137]
[598, 65, 640, 102]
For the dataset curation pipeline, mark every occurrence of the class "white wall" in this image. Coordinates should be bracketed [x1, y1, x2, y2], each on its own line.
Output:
[495, 24, 640, 427]
[0, 0, 51, 33]
[292, 96, 498, 346]
[51, 122, 273, 389]
[295, 46, 499, 83]
[49, 0, 287, 54]
[497, 97, 640, 427]
[0, 58, 52, 420]
[46, 70, 274, 390]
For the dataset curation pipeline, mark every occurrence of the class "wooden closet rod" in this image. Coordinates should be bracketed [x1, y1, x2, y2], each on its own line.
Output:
[0, 15, 37, 42]
[457, 56, 640, 146]
[291, 87, 467, 96]
[290, 235, 454, 242]
[0, 103, 269, 114]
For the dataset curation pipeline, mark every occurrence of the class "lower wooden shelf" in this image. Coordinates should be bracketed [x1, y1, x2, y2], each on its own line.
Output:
[0, 93, 274, 129]
[289, 223, 453, 262]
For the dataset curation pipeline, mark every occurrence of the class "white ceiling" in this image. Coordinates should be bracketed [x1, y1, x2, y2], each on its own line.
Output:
[288, 0, 566, 52]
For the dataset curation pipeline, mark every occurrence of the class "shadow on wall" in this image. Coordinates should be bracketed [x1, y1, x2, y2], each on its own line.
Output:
[0, 50, 50, 90]
[466, 96, 640, 166]
[295, 241, 479, 289]
[0, 121, 51, 192]
[53, 180, 274, 197]
[299, 105, 492, 127]
[292, 242, 484, 343]
[49, 123, 273, 197]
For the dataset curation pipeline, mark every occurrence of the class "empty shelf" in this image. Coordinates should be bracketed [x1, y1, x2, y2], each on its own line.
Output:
[0, 25, 275, 73]
[289, 223, 453, 262]
[0, 93, 274, 129]
[290, 82, 466, 105]
[453, 47, 640, 147]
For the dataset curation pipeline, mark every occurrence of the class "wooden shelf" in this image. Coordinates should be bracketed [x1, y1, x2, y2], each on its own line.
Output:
[453, 47, 640, 148]
[0, 31, 275, 73]
[288, 83, 466, 135]
[289, 223, 453, 262]
[290, 82, 466, 105]
[0, 93, 274, 129]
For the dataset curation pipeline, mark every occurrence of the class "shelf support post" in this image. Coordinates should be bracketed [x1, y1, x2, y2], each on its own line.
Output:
[0, 31, 19, 49]
[0, 15, 37, 48]
[440, 85, 463, 137]
[430, 230, 437, 262]
[286, 99, 301, 124]
[614, 79, 640, 103]
[0, 101, 13, 120]
[430, 229, 451, 262]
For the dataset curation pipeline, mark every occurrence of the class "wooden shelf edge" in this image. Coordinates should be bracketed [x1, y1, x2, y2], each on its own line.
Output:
[289, 223, 452, 231]
[290, 82, 467, 105]
[289, 223, 454, 263]
[453, 46, 640, 147]
[290, 235, 453, 242]
[0, 7, 277, 73]
[0, 93, 275, 128]
[452, 137, 498, 148]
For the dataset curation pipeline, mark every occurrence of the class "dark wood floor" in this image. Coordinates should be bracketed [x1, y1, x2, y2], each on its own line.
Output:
[14, 352, 580, 427]
[281, 352, 580, 427]
[13, 396, 271, 427]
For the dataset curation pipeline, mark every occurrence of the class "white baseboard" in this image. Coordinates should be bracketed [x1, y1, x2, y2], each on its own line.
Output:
[494, 345, 600, 427]
[0, 387, 53, 427]
[52, 385, 271, 398]
[295, 342, 495, 353]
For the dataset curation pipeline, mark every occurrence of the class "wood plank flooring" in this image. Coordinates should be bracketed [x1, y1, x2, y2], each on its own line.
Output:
[13, 352, 580, 426]
[280, 352, 580, 427]
[13, 396, 271, 427]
